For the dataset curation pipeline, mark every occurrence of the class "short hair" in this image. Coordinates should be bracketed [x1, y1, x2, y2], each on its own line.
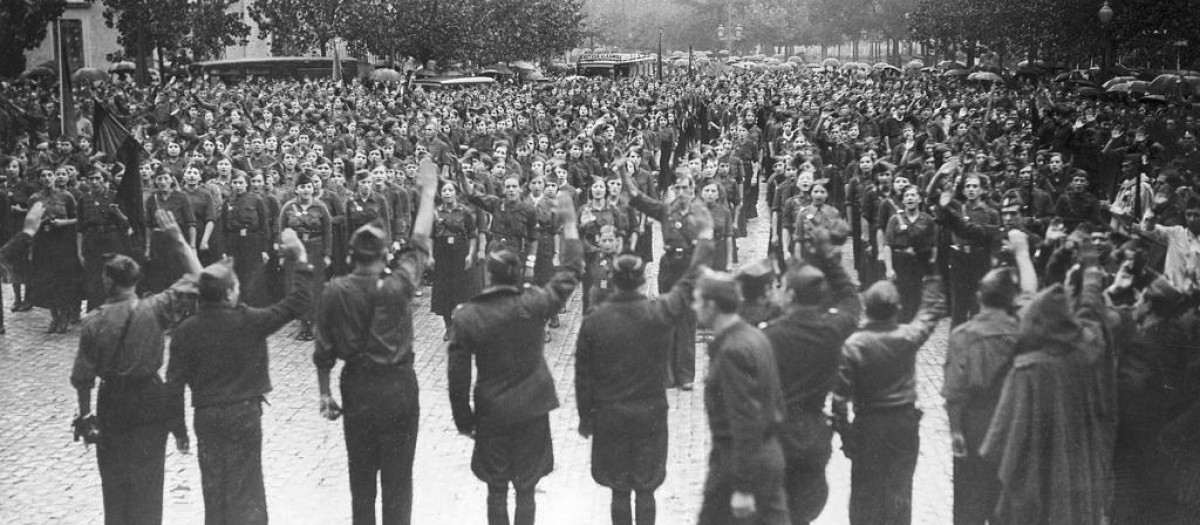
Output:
[102, 254, 142, 288]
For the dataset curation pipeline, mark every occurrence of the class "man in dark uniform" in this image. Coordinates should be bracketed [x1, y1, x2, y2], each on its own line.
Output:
[938, 174, 1000, 326]
[70, 209, 201, 525]
[77, 171, 131, 311]
[693, 269, 790, 525]
[575, 204, 715, 525]
[942, 268, 1022, 525]
[761, 222, 862, 525]
[312, 157, 438, 525]
[166, 227, 312, 525]
[833, 274, 946, 525]
[448, 190, 582, 525]
[462, 173, 539, 278]
[624, 171, 701, 390]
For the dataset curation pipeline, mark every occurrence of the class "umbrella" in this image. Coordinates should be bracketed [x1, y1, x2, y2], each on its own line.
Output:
[1102, 76, 1136, 89]
[943, 68, 971, 77]
[673, 58, 690, 68]
[413, 68, 436, 78]
[763, 57, 780, 64]
[72, 67, 108, 83]
[510, 60, 536, 70]
[671, 50, 685, 57]
[842, 61, 868, 70]
[742, 55, 762, 62]
[481, 64, 514, 76]
[443, 69, 466, 77]
[905, 59, 925, 69]
[717, 49, 730, 56]
[370, 68, 403, 83]
[695, 56, 711, 66]
[788, 56, 805, 64]
[774, 62, 797, 70]
[1140, 94, 1168, 104]
[726, 56, 741, 63]
[938, 60, 966, 70]
[968, 71, 1004, 83]
[822, 58, 840, 68]
[1106, 81, 1135, 93]
[876, 64, 902, 75]
[1149, 74, 1182, 96]
[1076, 86, 1103, 98]
[109, 61, 135, 73]
[21, 66, 56, 79]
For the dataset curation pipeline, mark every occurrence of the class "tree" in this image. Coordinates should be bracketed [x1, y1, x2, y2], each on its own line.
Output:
[0, 0, 68, 78]
[185, 0, 251, 61]
[247, 0, 353, 56]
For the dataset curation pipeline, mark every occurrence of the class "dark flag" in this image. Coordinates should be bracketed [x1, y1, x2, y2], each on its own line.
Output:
[93, 101, 145, 232]
[56, 20, 77, 139]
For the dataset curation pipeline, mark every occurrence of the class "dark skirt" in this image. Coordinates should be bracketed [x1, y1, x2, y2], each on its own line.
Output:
[282, 237, 326, 321]
[532, 232, 556, 286]
[82, 230, 129, 310]
[226, 231, 268, 307]
[28, 224, 83, 308]
[431, 236, 472, 317]
[472, 414, 553, 488]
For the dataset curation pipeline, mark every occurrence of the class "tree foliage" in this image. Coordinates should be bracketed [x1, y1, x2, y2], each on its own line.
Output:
[0, 0, 68, 78]
[101, 0, 250, 64]
[247, 0, 351, 56]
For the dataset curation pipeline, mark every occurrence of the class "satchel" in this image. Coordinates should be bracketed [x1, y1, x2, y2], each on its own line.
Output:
[96, 302, 184, 431]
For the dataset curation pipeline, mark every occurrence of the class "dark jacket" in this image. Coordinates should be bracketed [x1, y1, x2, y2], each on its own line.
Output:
[762, 253, 862, 414]
[168, 265, 312, 408]
[942, 309, 1019, 451]
[834, 275, 947, 415]
[448, 237, 583, 433]
[705, 318, 786, 493]
[575, 239, 713, 434]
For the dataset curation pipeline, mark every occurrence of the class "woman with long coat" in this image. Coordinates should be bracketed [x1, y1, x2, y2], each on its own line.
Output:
[430, 181, 478, 338]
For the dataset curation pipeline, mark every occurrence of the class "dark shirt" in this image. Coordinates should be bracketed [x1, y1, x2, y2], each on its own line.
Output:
[77, 189, 129, 234]
[314, 234, 431, 370]
[629, 192, 696, 251]
[467, 193, 537, 254]
[885, 210, 939, 255]
[168, 265, 313, 408]
[279, 199, 332, 256]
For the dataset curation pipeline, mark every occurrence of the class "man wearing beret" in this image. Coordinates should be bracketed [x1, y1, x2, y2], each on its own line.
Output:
[312, 157, 439, 525]
[575, 202, 714, 525]
[692, 269, 790, 525]
[166, 227, 313, 525]
[448, 190, 583, 525]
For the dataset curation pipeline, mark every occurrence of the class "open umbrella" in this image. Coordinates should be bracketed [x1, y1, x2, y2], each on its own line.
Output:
[788, 55, 805, 64]
[822, 58, 840, 68]
[1077, 86, 1103, 98]
[695, 56, 711, 66]
[21, 66, 56, 79]
[1149, 74, 1182, 96]
[370, 68, 403, 83]
[938, 60, 966, 70]
[510, 60, 536, 70]
[968, 71, 1004, 83]
[717, 49, 730, 56]
[481, 64, 514, 76]
[876, 64, 902, 75]
[1140, 94, 1168, 104]
[109, 61, 135, 73]
[905, 59, 925, 70]
[943, 68, 971, 77]
[72, 67, 109, 83]
[1102, 76, 1136, 89]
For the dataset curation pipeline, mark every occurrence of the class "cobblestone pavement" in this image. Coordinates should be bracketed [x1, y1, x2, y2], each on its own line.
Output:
[0, 192, 953, 524]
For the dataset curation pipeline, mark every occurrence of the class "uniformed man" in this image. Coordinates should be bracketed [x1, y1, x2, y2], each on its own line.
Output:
[693, 269, 790, 525]
[575, 203, 714, 525]
[937, 174, 1000, 326]
[624, 171, 701, 390]
[832, 274, 947, 525]
[167, 228, 312, 525]
[76, 171, 131, 311]
[761, 222, 862, 525]
[448, 190, 582, 525]
[942, 268, 1022, 525]
[313, 157, 439, 525]
[181, 166, 221, 265]
[70, 209, 201, 525]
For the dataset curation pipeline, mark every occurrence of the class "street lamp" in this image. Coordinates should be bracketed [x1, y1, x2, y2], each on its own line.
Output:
[1098, 1, 1114, 78]
[658, 27, 664, 80]
[717, 23, 744, 54]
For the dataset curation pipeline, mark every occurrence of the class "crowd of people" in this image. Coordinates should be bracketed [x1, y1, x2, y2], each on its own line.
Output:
[1, 60, 1199, 525]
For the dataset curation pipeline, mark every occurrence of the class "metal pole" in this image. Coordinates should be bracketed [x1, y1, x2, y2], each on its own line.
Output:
[658, 27, 664, 80]
[689, 45, 694, 79]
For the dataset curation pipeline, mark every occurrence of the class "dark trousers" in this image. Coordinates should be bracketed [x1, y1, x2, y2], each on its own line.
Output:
[848, 407, 921, 525]
[341, 362, 420, 525]
[782, 411, 834, 525]
[697, 440, 790, 525]
[658, 250, 695, 387]
[949, 250, 990, 327]
[953, 454, 1000, 525]
[195, 399, 267, 525]
[96, 422, 168, 525]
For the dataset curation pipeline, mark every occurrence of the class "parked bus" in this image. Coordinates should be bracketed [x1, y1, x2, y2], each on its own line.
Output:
[577, 52, 657, 79]
[191, 56, 366, 83]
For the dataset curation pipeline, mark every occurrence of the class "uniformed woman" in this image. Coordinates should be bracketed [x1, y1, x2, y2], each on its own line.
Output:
[792, 182, 842, 258]
[221, 172, 271, 306]
[579, 177, 627, 312]
[279, 174, 332, 341]
[883, 185, 938, 322]
[76, 170, 130, 311]
[698, 178, 734, 271]
[144, 168, 197, 296]
[29, 167, 83, 333]
[430, 181, 477, 339]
